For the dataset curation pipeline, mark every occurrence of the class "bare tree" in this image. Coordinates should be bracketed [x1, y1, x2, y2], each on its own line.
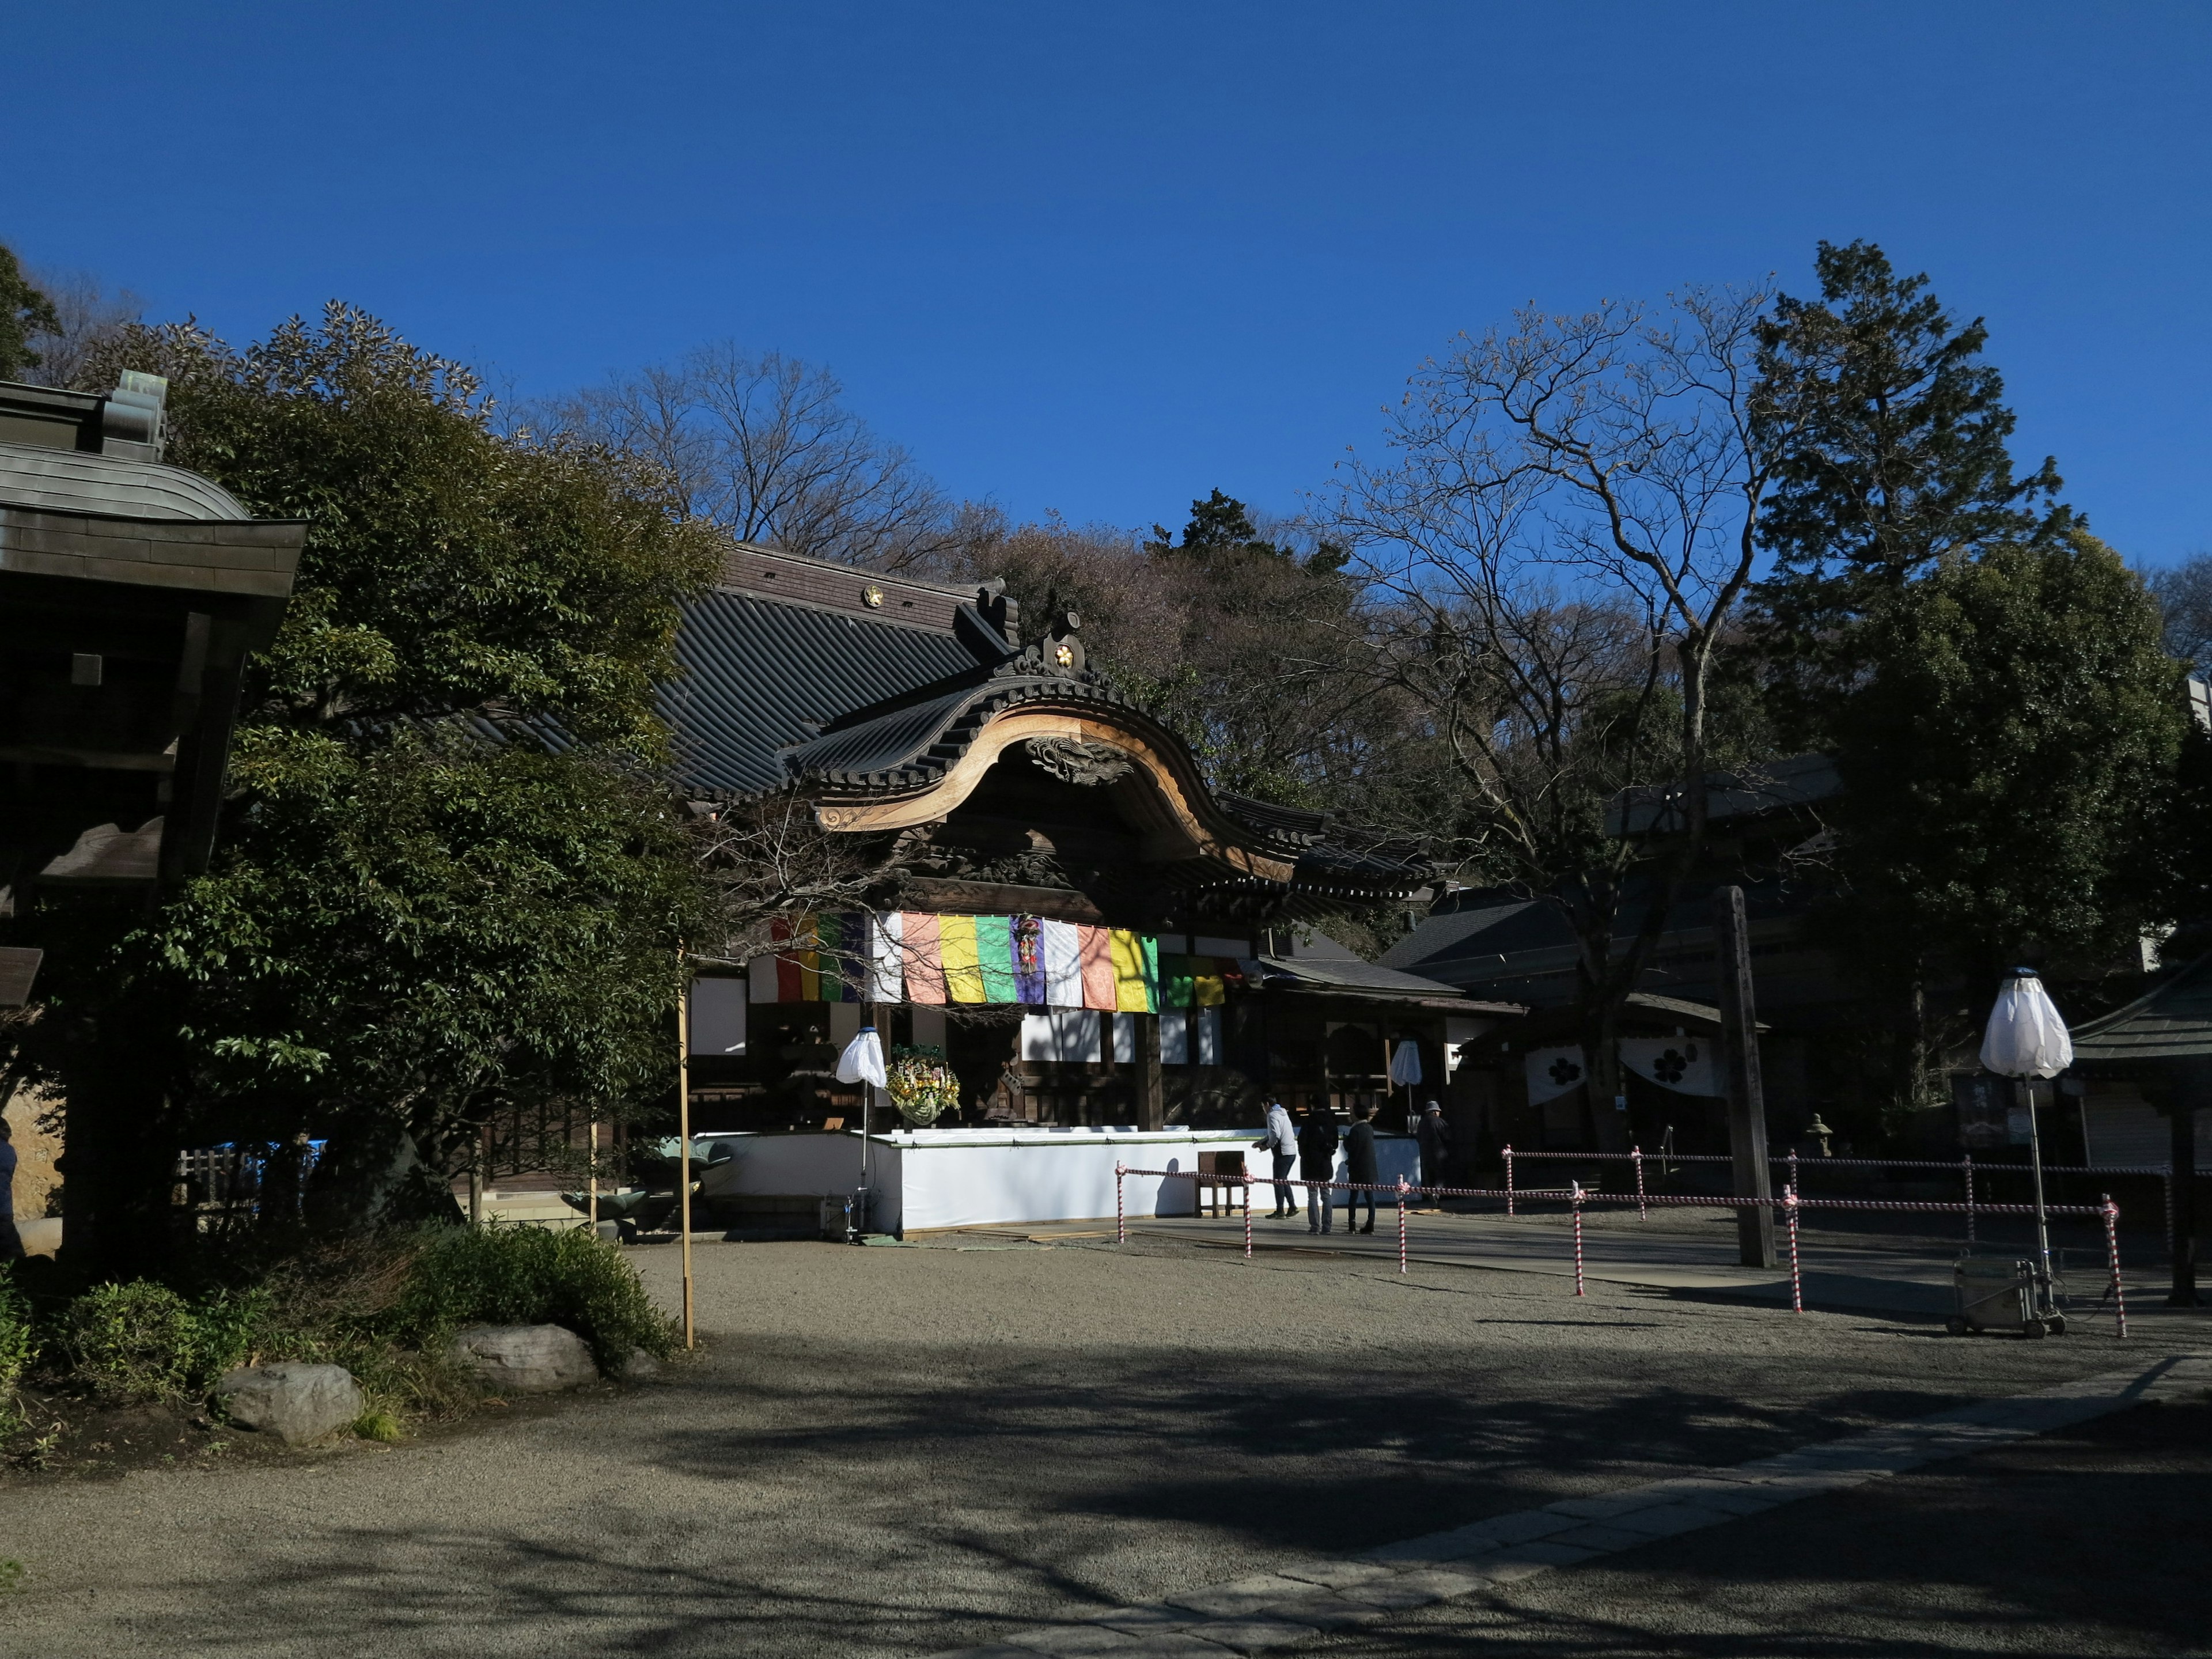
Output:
[22, 267, 145, 389]
[688, 789, 890, 968]
[1335, 287, 1802, 1139]
[551, 344, 960, 569]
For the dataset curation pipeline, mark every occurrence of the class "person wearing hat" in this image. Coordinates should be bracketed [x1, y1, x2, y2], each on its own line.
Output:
[1416, 1100, 1452, 1198]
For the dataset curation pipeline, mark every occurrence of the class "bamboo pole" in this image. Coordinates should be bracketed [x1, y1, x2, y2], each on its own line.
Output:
[587, 1116, 599, 1233]
[677, 968, 695, 1350]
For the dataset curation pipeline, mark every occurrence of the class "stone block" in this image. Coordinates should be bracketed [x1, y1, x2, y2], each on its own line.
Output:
[1601, 1503, 1730, 1539]
[214, 1362, 364, 1446]
[1168, 1575, 1313, 1619]
[1180, 1619, 1317, 1653]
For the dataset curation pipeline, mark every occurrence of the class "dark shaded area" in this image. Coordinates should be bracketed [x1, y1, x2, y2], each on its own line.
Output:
[1319, 1402, 2212, 1658]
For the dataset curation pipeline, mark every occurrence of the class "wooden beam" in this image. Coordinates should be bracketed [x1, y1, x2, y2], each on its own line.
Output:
[1713, 885, 1777, 1270]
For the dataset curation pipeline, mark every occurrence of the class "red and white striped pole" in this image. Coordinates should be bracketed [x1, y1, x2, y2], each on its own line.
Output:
[1504, 1144, 1515, 1218]
[1397, 1175, 1410, 1275]
[2103, 1192, 2126, 1339]
[1243, 1175, 1253, 1259]
[1632, 1145, 1646, 1221]
[1571, 1180, 1585, 1297]
[1115, 1162, 1125, 1245]
[1786, 1185, 1802, 1314]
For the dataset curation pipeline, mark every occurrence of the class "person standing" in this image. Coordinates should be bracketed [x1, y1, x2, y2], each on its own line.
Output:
[1343, 1102, 1380, 1234]
[1417, 1100, 1453, 1198]
[1257, 1099, 1298, 1218]
[0, 1117, 22, 1262]
[1297, 1108, 1339, 1234]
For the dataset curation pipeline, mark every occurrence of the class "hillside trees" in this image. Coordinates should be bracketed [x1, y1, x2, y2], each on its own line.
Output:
[12, 306, 722, 1270]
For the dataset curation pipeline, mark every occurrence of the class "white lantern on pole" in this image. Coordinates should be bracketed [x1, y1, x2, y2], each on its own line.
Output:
[835, 1026, 888, 1225]
[1979, 969, 2071, 1306]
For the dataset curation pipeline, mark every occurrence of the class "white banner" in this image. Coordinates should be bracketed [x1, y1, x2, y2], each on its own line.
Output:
[1525, 1046, 1588, 1105]
[689, 976, 749, 1055]
[1619, 1037, 1718, 1097]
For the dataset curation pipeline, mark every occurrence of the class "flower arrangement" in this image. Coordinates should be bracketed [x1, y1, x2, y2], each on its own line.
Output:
[886, 1044, 960, 1127]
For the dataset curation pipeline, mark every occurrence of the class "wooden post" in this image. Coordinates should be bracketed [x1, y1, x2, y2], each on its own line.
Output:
[1711, 885, 1777, 1270]
[1137, 1012, 1164, 1131]
[587, 1116, 599, 1234]
[677, 969, 695, 1350]
[2171, 1064, 2203, 1307]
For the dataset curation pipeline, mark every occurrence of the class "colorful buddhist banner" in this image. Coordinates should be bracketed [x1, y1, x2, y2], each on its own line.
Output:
[940, 912, 985, 1003]
[1078, 925, 1116, 1010]
[748, 910, 1184, 1009]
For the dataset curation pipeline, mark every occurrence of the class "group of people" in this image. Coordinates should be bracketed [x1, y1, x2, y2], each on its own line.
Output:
[1255, 1098, 1453, 1234]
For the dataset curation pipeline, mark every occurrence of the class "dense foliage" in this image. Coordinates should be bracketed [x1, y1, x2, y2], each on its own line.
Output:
[10, 306, 721, 1263]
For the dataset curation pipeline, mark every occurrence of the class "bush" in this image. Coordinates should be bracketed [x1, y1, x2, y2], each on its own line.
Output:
[0, 1270, 33, 1437]
[391, 1225, 673, 1370]
[63, 1281, 271, 1404]
[0, 1271, 31, 1395]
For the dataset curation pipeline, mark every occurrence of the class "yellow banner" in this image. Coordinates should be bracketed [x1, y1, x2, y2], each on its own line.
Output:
[941, 912, 985, 1003]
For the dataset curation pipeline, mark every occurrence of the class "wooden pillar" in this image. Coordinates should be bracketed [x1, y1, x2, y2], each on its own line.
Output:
[1712, 885, 1777, 1270]
[1137, 1012, 1164, 1130]
[2171, 1064, 2204, 1307]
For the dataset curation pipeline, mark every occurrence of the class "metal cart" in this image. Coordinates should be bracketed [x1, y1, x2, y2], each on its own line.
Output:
[1948, 1254, 2068, 1337]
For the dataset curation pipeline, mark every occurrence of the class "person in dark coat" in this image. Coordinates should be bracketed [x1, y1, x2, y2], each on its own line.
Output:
[0, 1118, 21, 1262]
[1416, 1100, 1452, 1196]
[1296, 1109, 1340, 1234]
[1342, 1102, 1380, 1233]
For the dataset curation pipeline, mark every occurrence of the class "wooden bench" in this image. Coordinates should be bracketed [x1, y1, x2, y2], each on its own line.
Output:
[1195, 1150, 1247, 1217]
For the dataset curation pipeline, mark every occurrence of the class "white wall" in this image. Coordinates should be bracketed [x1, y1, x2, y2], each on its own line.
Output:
[695, 1126, 1422, 1233]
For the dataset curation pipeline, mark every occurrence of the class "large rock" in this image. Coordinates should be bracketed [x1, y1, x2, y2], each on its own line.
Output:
[448, 1323, 598, 1392]
[215, 1363, 364, 1445]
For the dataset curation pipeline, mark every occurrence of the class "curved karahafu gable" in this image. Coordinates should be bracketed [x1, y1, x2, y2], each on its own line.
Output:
[664, 543, 1431, 908]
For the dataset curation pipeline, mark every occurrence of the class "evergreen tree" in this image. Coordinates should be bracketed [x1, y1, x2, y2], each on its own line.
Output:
[1750, 241, 2069, 747]
[0, 244, 59, 381]
[11, 306, 721, 1269]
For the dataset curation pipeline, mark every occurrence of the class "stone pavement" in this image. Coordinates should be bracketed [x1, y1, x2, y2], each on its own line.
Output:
[927, 1351, 2212, 1659]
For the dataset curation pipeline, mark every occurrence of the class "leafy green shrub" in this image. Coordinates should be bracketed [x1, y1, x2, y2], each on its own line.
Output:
[0, 1270, 33, 1437]
[392, 1225, 673, 1370]
[0, 1271, 32, 1394]
[63, 1282, 272, 1403]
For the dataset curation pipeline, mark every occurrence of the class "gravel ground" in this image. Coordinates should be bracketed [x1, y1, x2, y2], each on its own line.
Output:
[0, 1234, 2188, 1657]
[1310, 1400, 2212, 1657]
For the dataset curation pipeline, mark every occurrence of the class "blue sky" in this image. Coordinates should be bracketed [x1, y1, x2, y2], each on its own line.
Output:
[8, 3, 2208, 560]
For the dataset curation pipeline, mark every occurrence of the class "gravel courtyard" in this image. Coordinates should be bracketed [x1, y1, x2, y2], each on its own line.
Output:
[1, 1232, 2203, 1657]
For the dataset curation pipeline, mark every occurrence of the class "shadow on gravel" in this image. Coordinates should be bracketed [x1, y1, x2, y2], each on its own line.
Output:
[1314, 1404, 2212, 1659]
[639, 1341, 2008, 1563]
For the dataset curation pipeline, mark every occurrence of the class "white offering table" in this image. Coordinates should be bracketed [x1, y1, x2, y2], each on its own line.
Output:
[694, 1124, 1420, 1235]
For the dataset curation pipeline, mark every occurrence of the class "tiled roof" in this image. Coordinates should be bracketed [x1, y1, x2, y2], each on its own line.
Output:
[0, 440, 256, 522]
[2070, 955, 2212, 1062]
[661, 587, 999, 794]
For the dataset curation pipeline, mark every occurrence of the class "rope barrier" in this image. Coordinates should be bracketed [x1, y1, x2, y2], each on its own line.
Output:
[1397, 1176, 1409, 1274]
[1786, 1184, 1802, 1313]
[1571, 1181, 1585, 1296]
[1107, 1164, 2126, 1337]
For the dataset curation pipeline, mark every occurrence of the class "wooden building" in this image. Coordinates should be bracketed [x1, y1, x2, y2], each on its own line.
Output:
[668, 544, 1500, 1147]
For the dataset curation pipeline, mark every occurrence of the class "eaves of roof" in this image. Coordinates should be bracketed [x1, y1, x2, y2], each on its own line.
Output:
[2070, 954, 2212, 1062]
[0, 440, 259, 522]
